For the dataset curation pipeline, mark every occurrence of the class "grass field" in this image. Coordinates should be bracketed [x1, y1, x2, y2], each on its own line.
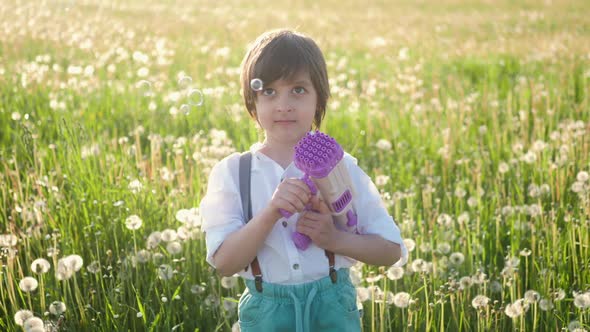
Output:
[1, 0, 589, 331]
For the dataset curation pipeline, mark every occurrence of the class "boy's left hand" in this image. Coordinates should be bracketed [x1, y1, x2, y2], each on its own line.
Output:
[296, 195, 339, 250]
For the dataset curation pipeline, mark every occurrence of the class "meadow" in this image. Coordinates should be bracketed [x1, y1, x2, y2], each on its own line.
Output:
[1, 0, 589, 331]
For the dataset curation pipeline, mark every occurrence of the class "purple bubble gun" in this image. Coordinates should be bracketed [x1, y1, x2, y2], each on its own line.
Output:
[280, 131, 358, 250]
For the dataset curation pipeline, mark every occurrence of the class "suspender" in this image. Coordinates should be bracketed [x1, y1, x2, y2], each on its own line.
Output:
[238, 151, 336, 293]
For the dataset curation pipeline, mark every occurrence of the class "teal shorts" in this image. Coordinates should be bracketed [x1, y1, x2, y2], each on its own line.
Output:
[239, 268, 361, 332]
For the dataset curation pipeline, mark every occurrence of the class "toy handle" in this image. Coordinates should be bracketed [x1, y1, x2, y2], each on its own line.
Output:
[279, 174, 317, 218]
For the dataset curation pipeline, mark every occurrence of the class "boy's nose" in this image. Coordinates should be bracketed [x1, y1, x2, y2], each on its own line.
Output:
[276, 94, 293, 112]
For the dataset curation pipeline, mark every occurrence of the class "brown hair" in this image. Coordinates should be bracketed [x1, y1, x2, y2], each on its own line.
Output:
[240, 29, 330, 130]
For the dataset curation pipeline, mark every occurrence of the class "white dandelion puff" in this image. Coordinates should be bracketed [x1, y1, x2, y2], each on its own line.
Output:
[125, 215, 143, 230]
[23, 316, 44, 331]
[524, 290, 540, 303]
[393, 292, 411, 308]
[158, 264, 174, 280]
[539, 299, 554, 311]
[49, 301, 67, 315]
[573, 292, 590, 309]
[14, 310, 34, 326]
[386, 266, 404, 280]
[221, 275, 239, 289]
[136, 250, 151, 264]
[19, 277, 39, 292]
[147, 231, 162, 249]
[87, 261, 101, 274]
[161, 229, 178, 242]
[471, 295, 490, 309]
[403, 238, 415, 252]
[166, 241, 183, 255]
[449, 252, 465, 265]
[31, 258, 51, 274]
[376, 139, 392, 151]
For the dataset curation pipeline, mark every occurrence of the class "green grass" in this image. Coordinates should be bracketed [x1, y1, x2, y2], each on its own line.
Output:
[1, 0, 589, 331]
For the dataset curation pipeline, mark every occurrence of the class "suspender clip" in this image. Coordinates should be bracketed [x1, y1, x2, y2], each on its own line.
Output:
[329, 267, 337, 284]
[254, 275, 263, 292]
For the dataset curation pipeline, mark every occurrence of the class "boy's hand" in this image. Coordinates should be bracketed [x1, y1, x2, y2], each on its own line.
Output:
[296, 196, 339, 250]
[269, 178, 312, 217]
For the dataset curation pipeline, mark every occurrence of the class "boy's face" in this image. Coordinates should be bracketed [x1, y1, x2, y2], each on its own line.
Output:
[254, 70, 317, 146]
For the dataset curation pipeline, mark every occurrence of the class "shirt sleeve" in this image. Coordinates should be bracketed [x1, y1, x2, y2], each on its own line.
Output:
[199, 153, 244, 267]
[344, 153, 408, 266]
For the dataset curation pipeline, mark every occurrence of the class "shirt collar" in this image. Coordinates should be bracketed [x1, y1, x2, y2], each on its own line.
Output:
[249, 143, 302, 177]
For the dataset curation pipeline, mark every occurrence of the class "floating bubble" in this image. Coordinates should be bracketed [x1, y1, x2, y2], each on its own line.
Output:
[180, 104, 191, 115]
[178, 75, 192, 88]
[250, 78, 264, 91]
[187, 89, 204, 107]
[136, 80, 153, 97]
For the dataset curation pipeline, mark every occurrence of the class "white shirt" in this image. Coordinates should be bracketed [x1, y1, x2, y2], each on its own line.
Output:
[200, 143, 408, 285]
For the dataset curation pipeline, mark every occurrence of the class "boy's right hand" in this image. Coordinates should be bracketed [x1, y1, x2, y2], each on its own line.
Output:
[269, 178, 312, 218]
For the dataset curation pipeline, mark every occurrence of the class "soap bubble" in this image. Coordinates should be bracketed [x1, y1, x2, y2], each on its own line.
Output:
[187, 89, 204, 106]
[180, 104, 191, 115]
[250, 78, 264, 91]
[136, 80, 153, 97]
[178, 75, 192, 88]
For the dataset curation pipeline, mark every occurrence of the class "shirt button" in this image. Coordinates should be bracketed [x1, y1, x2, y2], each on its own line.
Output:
[292, 263, 299, 270]
[282, 221, 288, 227]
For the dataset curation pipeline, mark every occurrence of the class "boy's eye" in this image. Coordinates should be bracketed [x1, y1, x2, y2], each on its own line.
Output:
[261, 88, 275, 96]
[293, 87, 306, 94]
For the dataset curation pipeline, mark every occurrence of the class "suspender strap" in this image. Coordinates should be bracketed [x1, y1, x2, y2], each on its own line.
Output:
[239, 152, 263, 292]
[325, 250, 337, 283]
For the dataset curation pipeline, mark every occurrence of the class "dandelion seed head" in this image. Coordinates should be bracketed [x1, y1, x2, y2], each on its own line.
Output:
[0, 234, 18, 247]
[128, 179, 143, 193]
[49, 301, 66, 315]
[376, 139, 392, 151]
[158, 264, 174, 280]
[524, 290, 540, 303]
[393, 292, 411, 308]
[166, 241, 182, 255]
[568, 320, 583, 332]
[356, 287, 371, 302]
[573, 292, 590, 309]
[459, 276, 473, 290]
[539, 299, 554, 311]
[136, 250, 151, 264]
[87, 260, 101, 274]
[505, 299, 528, 318]
[552, 288, 566, 301]
[449, 252, 465, 265]
[125, 215, 143, 230]
[490, 280, 502, 293]
[64, 254, 84, 272]
[161, 229, 177, 242]
[19, 276, 39, 292]
[403, 238, 415, 252]
[221, 275, 239, 289]
[471, 295, 490, 309]
[437, 242, 451, 255]
[14, 310, 34, 326]
[436, 213, 453, 227]
[191, 284, 206, 294]
[577, 171, 589, 182]
[498, 162, 510, 174]
[23, 317, 44, 331]
[31, 258, 51, 274]
[386, 266, 404, 280]
[147, 231, 162, 249]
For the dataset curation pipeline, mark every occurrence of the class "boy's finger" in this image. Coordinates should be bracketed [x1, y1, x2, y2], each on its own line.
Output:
[317, 198, 331, 214]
